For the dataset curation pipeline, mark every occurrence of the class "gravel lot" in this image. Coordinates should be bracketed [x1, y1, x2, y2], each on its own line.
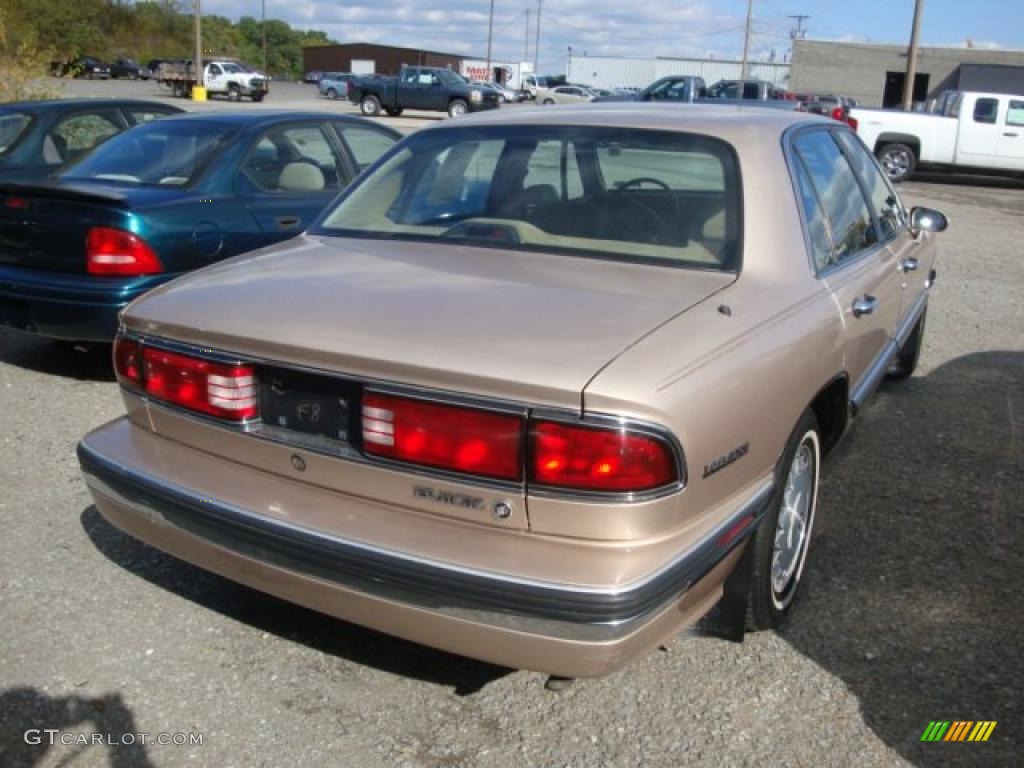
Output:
[1, 80, 1022, 767]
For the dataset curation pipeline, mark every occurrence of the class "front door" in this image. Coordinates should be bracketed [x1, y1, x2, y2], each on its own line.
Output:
[956, 95, 1004, 168]
[997, 98, 1024, 168]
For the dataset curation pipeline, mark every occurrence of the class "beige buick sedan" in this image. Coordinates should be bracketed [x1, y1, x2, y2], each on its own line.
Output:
[79, 105, 946, 678]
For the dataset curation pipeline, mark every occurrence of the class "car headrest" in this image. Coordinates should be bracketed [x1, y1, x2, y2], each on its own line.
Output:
[278, 162, 325, 192]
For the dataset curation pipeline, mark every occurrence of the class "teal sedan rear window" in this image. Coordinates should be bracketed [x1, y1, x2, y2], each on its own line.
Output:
[62, 120, 238, 186]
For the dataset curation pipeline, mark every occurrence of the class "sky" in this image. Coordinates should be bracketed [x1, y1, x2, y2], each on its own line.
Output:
[206, 0, 1024, 73]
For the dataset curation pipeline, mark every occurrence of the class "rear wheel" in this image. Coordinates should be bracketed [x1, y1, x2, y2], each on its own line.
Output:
[384, 107, 404, 117]
[876, 142, 916, 182]
[887, 307, 927, 380]
[447, 99, 468, 118]
[250, 92, 264, 103]
[542, 98, 555, 105]
[327, 87, 338, 100]
[360, 94, 381, 117]
[747, 409, 821, 630]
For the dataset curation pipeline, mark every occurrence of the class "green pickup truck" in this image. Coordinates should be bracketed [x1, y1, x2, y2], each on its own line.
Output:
[348, 66, 501, 118]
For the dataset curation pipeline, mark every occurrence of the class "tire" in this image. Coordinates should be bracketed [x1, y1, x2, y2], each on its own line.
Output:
[447, 99, 468, 118]
[327, 87, 338, 100]
[227, 84, 241, 102]
[542, 98, 555, 106]
[384, 107, 404, 117]
[746, 409, 821, 631]
[250, 92, 264, 103]
[171, 83, 185, 98]
[876, 142, 916, 183]
[360, 95, 381, 117]
[887, 306, 927, 380]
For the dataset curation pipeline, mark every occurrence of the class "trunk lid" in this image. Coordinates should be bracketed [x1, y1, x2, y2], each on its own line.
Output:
[124, 235, 734, 407]
[0, 181, 181, 272]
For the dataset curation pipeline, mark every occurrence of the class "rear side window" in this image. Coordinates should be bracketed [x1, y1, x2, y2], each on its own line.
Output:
[51, 111, 123, 160]
[973, 98, 998, 124]
[834, 131, 905, 241]
[335, 123, 398, 172]
[791, 155, 833, 272]
[792, 130, 876, 269]
[0, 113, 32, 157]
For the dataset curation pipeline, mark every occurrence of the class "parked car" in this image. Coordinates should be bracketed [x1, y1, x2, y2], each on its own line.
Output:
[594, 75, 708, 103]
[318, 72, 354, 100]
[76, 105, 947, 679]
[471, 81, 523, 103]
[110, 58, 146, 80]
[539, 85, 598, 105]
[349, 66, 501, 118]
[521, 73, 567, 100]
[52, 56, 112, 79]
[0, 99, 183, 183]
[706, 79, 790, 100]
[303, 71, 325, 84]
[851, 90, 1024, 182]
[0, 112, 400, 341]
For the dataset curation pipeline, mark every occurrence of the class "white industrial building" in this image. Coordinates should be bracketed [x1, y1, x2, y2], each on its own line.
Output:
[566, 54, 790, 91]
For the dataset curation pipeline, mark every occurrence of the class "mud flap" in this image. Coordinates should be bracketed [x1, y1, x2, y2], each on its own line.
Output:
[698, 539, 755, 642]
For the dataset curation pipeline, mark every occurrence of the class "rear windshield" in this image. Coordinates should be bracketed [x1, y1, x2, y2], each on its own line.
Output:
[0, 113, 32, 157]
[62, 119, 238, 186]
[317, 125, 741, 270]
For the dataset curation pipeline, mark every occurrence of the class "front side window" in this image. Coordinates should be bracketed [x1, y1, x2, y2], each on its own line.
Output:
[792, 130, 876, 269]
[1006, 100, 1024, 127]
[834, 131, 905, 242]
[318, 126, 741, 270]
[62, 119, 236, 185]
[973, 98, 998, 124]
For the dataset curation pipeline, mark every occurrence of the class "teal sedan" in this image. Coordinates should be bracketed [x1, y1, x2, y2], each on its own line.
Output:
[0, 111, 400, 341]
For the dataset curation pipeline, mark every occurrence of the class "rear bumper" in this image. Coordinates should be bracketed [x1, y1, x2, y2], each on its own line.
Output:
[78, 418, 771, 677]
[0, 265, 171, 341]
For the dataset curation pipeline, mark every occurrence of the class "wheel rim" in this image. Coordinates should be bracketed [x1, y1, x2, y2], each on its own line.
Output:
[771, 433, 819, 609]
[451, 103, 466, 116]
[881, 149, 910, 179]
[362, 101, 374, 114]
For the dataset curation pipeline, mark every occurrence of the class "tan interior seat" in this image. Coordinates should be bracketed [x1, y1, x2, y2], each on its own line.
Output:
[279, 162, 325, 192]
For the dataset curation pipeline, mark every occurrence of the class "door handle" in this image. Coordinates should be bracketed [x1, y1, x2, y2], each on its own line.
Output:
[274, 215, 301, 230]
[852, 295, 878, 317]
[900, 257, 919, 273]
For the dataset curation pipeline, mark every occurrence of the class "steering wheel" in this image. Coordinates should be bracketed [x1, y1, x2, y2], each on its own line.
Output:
[604, 177, 681, 245]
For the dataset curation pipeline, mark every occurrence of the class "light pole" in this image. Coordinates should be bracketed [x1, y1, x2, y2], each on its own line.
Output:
[534, 0, 542, 73]
[193, 0, 202, 100]
[262, 0, 267, 75]
[485, 0, 495, 81]
[902, 0, 924, 110]
[740, 0, 753, 82]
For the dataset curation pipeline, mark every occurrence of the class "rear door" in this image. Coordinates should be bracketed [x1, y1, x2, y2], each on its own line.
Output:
[238, 121, 354, 241]
[997, 98, 1024, 168]
[956, 95, 1004, 168]
[790, 128, 902, 406]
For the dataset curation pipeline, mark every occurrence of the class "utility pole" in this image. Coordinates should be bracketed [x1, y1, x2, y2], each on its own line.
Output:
[193, 0, 202, 99]
[485, 0, 495, 81]
[740, 0, 753, 81]
[902, 0, 924, 110]
[524, 8, 530, 63]
[262, 0, 267, 75]
[787, 14, 809, 40]
[534, 0, 542, 73]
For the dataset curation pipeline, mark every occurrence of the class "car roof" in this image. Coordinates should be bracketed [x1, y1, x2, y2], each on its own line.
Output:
[0, 99, 184, 115]
[440, 103, 833, 139]
[152, 110, 385, 126]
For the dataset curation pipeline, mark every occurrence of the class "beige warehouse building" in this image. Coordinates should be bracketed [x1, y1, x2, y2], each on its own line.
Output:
[791, 39, 1024, 108]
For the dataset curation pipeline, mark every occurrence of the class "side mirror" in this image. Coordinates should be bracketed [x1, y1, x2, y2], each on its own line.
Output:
[909, 206, 948, 234]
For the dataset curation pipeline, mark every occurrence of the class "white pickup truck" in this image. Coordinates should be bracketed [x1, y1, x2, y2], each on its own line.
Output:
[156, 59, 269, 102]
[852, 91, 1024, 181]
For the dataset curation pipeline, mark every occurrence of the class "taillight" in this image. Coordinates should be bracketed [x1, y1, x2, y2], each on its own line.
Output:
[528, 420, 678, 493]
[86, 227, 163, 276]
[847, 116, 858, 131]
[3, 196, 29, 209]
[362, 392, 523, 481]
[113, 336, 143, 389]
[142, 347, 256, 420]
[830, 107, 844, 122]
[113, 334, 257, 421]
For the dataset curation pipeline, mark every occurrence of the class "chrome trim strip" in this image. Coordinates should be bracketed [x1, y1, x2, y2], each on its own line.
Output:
[850, 339, 898, 413]
[894, 292, 928, 349]
[79, 436, 772, 631]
